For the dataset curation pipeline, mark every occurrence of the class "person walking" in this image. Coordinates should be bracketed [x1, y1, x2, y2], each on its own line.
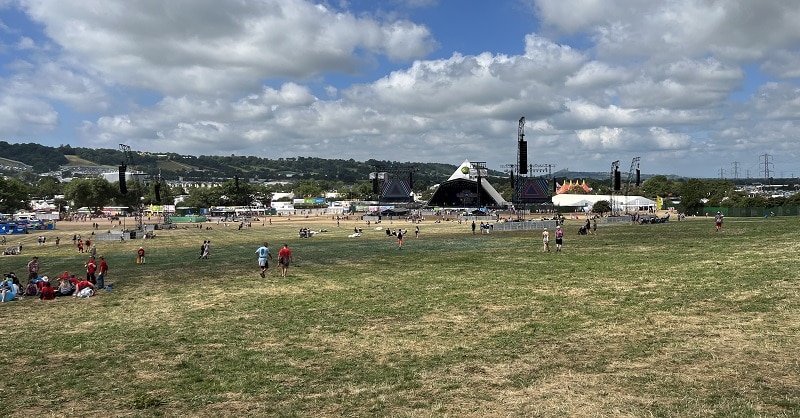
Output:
[199, 240, 206, 259]
[256, 242, 273, 278]
[471, 220, 476, 235]
[714, 211, 724, 232]
[137, 247, 146, 264]
[542, 229, 550, 252]
[202, 240, 210, 259]
[278, 244, 292, 278]
[555, 225, 564, 252]
[397, 229, 404, 250]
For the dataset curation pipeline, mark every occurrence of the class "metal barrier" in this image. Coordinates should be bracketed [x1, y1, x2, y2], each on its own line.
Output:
[492, 220, 559, 232]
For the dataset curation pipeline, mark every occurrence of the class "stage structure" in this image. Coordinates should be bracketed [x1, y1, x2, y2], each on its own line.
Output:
[425, 160, 507, 209]
[610, 160, 621, 215]
[625, 156, 641, 212]
[508, 117, 554, 217]
[370, 165, 415, 204]
[119, 143, 144, 231]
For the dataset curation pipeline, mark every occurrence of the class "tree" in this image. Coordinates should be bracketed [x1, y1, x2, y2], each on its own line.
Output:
[640, 175, 677, 198]
[36, 176, 63, 199]
[678, 179, 705, 215]
[220, 178, 254, 206]
[0, 177, 30, 213]
[63, 178, 115, 211]
[293, 179, 324, 199]
[181, 186, 223, 209]
[592, 200, 611, 215]
[250, 184, 272, 208]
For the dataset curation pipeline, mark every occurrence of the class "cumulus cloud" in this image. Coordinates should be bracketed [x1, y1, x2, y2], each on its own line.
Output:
[3, 0, 800, 176]
[19, 0, 436, 96]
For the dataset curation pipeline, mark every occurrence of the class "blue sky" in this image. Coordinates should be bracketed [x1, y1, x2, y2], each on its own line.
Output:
[1, 0, 800, 178]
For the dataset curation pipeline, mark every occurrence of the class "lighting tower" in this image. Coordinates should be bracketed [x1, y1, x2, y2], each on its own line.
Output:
[517, 117, 527, 176]
[625, 156, 640, 212]
[119, 143, 143, 231]
[611, 160, 620, 215]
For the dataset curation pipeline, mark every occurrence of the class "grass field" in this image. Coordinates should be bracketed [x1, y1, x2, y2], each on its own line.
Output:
[63, 155, 103, 166]
[1, 215, 799, 417]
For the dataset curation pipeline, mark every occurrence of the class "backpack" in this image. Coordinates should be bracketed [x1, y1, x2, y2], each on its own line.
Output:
[25, 282, 38, 296]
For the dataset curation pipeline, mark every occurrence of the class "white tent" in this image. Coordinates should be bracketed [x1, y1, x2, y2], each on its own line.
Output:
[551, 194, 656, 212]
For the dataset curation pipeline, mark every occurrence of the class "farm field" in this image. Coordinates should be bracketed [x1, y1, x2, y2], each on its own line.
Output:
[1, 214, 799, 417]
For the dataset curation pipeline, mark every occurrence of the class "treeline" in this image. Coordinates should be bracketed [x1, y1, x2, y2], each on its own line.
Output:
[1, 141, 499, 190]
[640, 175, 800, 214]
[0, 141, 69, 172]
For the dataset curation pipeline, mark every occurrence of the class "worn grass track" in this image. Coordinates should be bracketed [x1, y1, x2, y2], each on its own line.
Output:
[1, 216, 798, 417]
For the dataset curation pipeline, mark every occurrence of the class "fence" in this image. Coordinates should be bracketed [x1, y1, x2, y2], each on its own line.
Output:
[492, 220, 559, 232]
[704, 206, 800, 217]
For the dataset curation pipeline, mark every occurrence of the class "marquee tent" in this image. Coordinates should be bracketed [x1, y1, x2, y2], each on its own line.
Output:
[552, 194, 656, 212]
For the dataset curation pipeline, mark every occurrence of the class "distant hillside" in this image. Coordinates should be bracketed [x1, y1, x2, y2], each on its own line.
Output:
[64, 155, 102, 166]
[0, 141, 475, 188]
[2, 141, 688, 185]
[0, 156, 31, 170]
[0, 141, 69, 172]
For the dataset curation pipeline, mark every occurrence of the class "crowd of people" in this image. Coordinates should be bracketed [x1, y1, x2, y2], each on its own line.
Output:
[0, 230, 117, 303]
[1, 251, 110, 302]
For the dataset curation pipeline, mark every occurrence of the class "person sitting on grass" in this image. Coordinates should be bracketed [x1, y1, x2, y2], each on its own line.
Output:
[23, 279, 40, 297]
[55, 276, 74, 297]
[1, 278, 18, 302]
[74, 278, 96, 298]
[39, 280, 55, 301]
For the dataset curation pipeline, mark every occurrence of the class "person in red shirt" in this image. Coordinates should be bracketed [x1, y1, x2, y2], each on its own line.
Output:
[137, 247, 146, 264]
[39, 280, 55, 300]
[68, 274, 80, 287]
[97, 256, 109, 289]
[277, 244, 292, 278]
[85, 256, 97, 284]
[74, 278, 96, 298]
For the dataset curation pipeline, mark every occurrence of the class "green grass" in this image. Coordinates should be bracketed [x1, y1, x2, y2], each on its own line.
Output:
[63, 155, 103, 166]
[1, 216, 799, 417]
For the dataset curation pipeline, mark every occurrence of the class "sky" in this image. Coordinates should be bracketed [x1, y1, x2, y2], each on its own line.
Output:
[1, 0, 800, 179]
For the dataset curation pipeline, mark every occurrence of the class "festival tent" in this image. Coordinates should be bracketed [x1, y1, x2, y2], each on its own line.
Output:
[426, 160, 508, 208]
[552, 194, 656, 212]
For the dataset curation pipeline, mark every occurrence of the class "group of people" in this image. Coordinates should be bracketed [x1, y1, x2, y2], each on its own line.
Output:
[2, 252, 111, 302]
[471, 221, 493, 234]
[541, 225, 565, 253]
[256, 242, 292, 278]
[198, 240, 210, 259]
[385, 228, 408, 249]
[2, 236, 22, 255]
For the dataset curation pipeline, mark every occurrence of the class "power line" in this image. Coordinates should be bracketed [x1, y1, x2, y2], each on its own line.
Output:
[731, 161, 739, 179]
[759, 153, 773, 184]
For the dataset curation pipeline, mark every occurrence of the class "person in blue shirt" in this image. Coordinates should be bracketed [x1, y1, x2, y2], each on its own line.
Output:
[256, 242, 273, 278]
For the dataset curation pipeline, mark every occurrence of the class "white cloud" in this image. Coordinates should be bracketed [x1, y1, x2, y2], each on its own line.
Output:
[19, 0, 436, 96]
[2, 0, 800, 176]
